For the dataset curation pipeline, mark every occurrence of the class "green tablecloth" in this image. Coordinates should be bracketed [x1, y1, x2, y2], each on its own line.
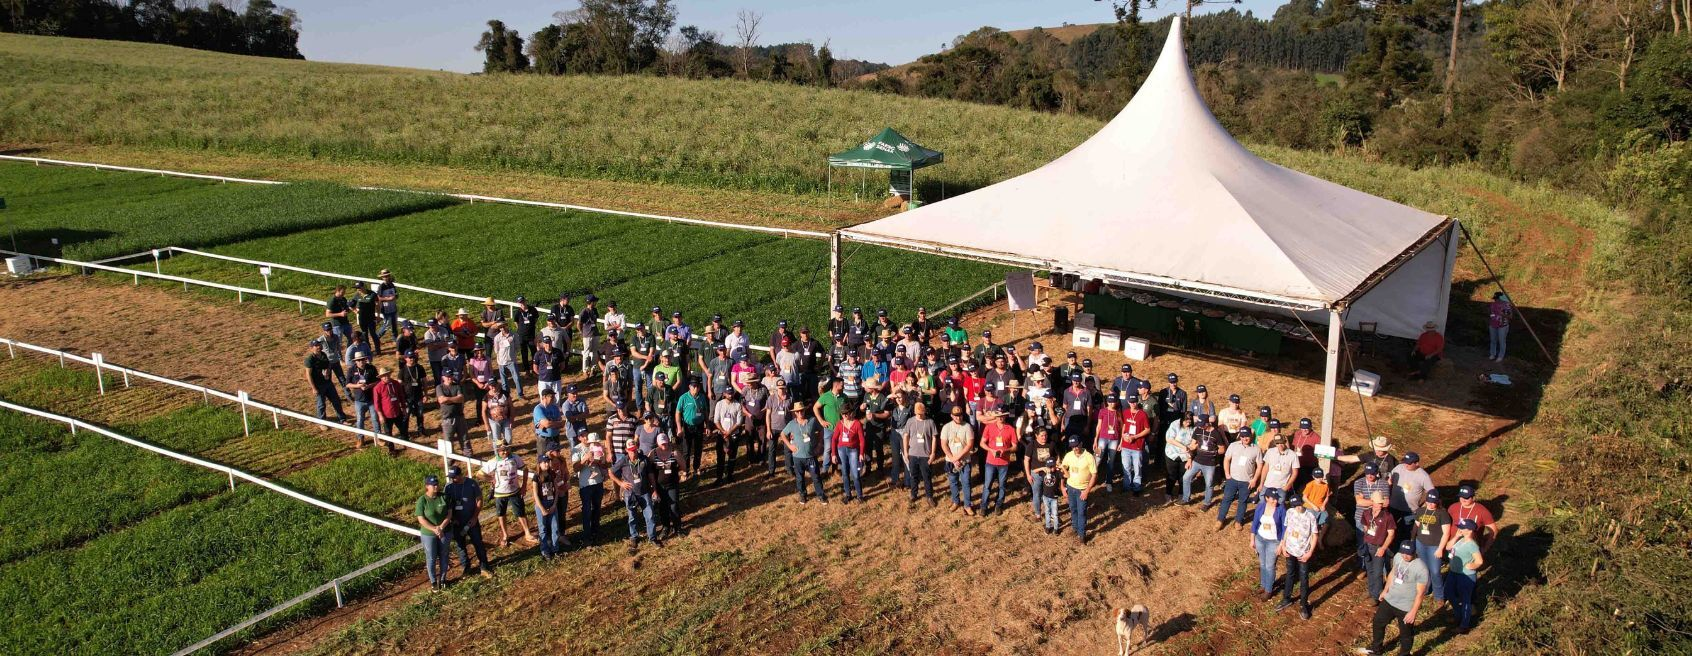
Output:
[1083, 293, 1283, 355]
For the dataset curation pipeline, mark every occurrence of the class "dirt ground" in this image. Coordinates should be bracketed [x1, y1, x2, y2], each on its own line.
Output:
[0, 272, 1524, 655]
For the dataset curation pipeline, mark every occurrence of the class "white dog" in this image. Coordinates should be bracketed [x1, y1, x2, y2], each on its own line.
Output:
[1115, 604, 1150, 655]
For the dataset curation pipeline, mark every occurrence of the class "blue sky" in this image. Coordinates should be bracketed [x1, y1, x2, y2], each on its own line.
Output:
[288, 0, 1291, 73]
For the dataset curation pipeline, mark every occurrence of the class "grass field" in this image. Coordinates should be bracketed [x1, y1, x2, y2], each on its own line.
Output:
[0, 356, 417, 654]
[0, 162, 453, 261]
[0, 33, 1098, 196]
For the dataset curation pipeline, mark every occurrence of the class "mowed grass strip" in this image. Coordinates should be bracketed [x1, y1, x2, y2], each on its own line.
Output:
[0, 411, 226, 565]
[0, 485, 411, 655]
[0, 161, 455, 261]
[149, 201, 1006, 334]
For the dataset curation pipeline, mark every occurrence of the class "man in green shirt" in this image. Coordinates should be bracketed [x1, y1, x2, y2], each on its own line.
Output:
[942, 316, 968, 348]
[813, 378, 845, 474]
[675, 379, 708, 481]
[415, 475, 451, 590]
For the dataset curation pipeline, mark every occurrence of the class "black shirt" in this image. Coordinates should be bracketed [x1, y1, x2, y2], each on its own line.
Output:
[1192, 426, 1226, 467]
[652, 451, 681, 489]
[513, 305, 539, 336]
[579, 306, 601, 337]
[612, 453, 654, 497]
[306, 353, 337, 389]
[326, 295, 352, 328]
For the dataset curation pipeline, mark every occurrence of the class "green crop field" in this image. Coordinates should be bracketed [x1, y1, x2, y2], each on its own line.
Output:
[143, 199, 1008, 335]
[0, 33, 1098, 196]
[0, 162, 453, 260]
[0, 357, 418, 654]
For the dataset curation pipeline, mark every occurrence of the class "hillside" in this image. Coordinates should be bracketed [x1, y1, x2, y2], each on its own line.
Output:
[854, 22, 1108, 83]
[0, 33, 1097, 195]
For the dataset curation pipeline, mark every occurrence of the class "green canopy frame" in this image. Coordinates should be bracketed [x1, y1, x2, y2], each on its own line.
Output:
[826, 128, 943, 204]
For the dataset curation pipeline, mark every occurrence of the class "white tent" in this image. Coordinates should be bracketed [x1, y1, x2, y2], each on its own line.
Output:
[832, 17, 1459, 445]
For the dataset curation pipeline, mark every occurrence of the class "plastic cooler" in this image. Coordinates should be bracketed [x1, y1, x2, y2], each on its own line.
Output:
[1123, 337, 1150, 361]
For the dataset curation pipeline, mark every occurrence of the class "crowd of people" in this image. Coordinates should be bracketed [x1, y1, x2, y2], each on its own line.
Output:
[301, 275, 1495, 651]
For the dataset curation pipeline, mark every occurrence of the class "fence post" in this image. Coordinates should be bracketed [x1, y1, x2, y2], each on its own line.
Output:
[298, 299, 304, 314]
[437, 439, 452, 475]
[201, 386, 209, 404]
[58, 351, 64, 368]
[122, 370, 130, 388]
[237, 289, 243, 303]
[5, 339, 12, 359]
[152, 249, 161, 274]
[92, 353, 106, 395]
[272, 409, 280, 430]
[228, 470, 236, 491]
[238, 390, 251, 437]
[333, 580, 344, 608]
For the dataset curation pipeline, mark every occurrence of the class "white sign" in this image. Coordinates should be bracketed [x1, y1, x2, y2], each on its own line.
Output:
[1005, 272, 1036, 311]
[259, 266, 272, 277]
[1314, 444, 1337, 459]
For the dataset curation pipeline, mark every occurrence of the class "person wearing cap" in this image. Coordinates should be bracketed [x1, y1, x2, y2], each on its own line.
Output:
[480, 444, 534, 547]
[841, 307, 867, 353]
[942, 317, 968, 351]
[465, 344, 492, 423]
[1059, 435, 1098, 543]
[664, 312, 692, 364]
[511, 295, 539, 371]
[1358, 492, 1398, 602]
[1260, 433, 1299, 495]
[837, 351, 864, 404]
[1445, 518, 1485, 632]
[860, 377, 892, 478]
[437, 368, 473, 454]
[438, 340, 467, 386]
[577, 295, 601, 374]
[305, 340, 352, 425]
[1024, 427, 1062, 532]
[813, 378, 846, 473]
[393, 321, 418, 365]
[701, 344, 734, 402]
[1156, 372, 1188, 434]
[910, 307, 933, 345]
[651, 350, 682, 407]
[422, 317, 451, 385]
[791, 327, 823, 404]
[829, 405, 867, 502]
[1289, 418, 1324, 485]
[895, 328, 923, 366]
[675, 378, 709, 481]
[1092, 397, 1125, 492]
[1250, 406, 1273, 441]
[540, 314, 567, 364]
[528, 388, 562, 452]
[325, 283, 354, 343]
[399, 350, 429, 435]
[1387, 452, 1434, 531]
[1351, 460, 1393, 553]
[443, 465, 495, 579]
[489, 323, 522, 401]
[352, 282, 383, 355]
[531, 453, 572, 558]
[1277, 491, 1320, 618]
[650, 433, 685, 537]
[416, 475, 452, 589]
[940, 406, 977, 514]
[556, 384, 585, 447]
[764, 377, 794, 475]
[1364, 541, 1428, 656]
[1186, 384, 1216, 420]
[484, 380, 513, 450]
[316, 321, 348, 384]
[1248, 488, 1288, 600]
[647, 371, 676, 436]
[347, 353, 380, 445]
[1410, 489, 1452, 603]
[1183, 415, 1225, 506]
[627, 322, 656, 409]
[897, 401, 939, 505]
[1218, 394, 1247, 434]
[372, 367, 406, 453]
[1407, 320, 1445, 381]
[1122, 389, 1154, 494]
[1218, 427, 1263, 530]
[782, 402, 828, 504]
[1054, 350, 1082, 385]
[609, 441, 662, 552]
[1301, 465, 1334, 531]
[549, 294, 577, 372]
[978, 405, 1018, 516]
[575, 433, 611, 538]
[711, 389, 746, 485]
[1060, 374, 1094, 439]
[769, 320, 794, 359]
[1446, 485, 1496, 553]
[1162, 413, 1197, 502]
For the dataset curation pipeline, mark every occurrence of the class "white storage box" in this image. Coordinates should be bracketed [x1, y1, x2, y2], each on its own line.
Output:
[1097, 328, 1123, 351]
[1071, 326, 1097, 349]
[1123, 337, 1150, 361]
[1349, 369, 1381, 397]
[5, 256, 31, 276]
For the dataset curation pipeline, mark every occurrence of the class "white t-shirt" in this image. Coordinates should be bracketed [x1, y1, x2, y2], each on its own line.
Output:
[1261, 448, 1300, 491]
[1224, 441, 1261, 483]
[481, 455, 525, 496]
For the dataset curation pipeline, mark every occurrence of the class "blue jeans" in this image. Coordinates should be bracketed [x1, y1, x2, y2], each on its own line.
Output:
[579, 484, 604, 537]
[1417, 542, 1446, 601]
[981, 463, 1009, 512]
[793, 457, 826, 501]
[1218, 479, 1252, 524]
[820, 427, 835, 474]
[448, 523, 491, 573]
[625, 494, 656, 540]
[1029, 474, 1047, 517]
[1183, 463, 1217, 504]
[946, 460, 973, 507]
[420, 532, 447, 583]
[1121, 447, 1144, 491]
[1065, 485, 1087, 539]
[1488, 325, 1508, 360]
[1446, 572, 1477, 629]
[1095, 440, 1119, 487]
[1256, 535, 1281, 593]
[1039, 495, 1060, 530]
[630, 368, 648, 409]
[499, 362, 523, 397]
[535, 502, 563, 557]
[314, 388, 348, 422]
[836, 447, 862, 499]
[353, 400, 379, 433]
[488, 419, 513, 448]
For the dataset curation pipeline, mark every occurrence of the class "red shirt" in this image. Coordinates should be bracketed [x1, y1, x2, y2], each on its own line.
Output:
[959, 373, 986, 400]
[1121, 407, 1151, 450]
[373, 378, 404, 419]
[1448, 501, 1496, 543]
[832, 419, 864, 450]
[981, 423, 1017, 466]
[1415, 330, 1444, 357]
[450, 318, 478, 350]
[1094, 408, 1123, 441]
[1291, 429, 1323, 470]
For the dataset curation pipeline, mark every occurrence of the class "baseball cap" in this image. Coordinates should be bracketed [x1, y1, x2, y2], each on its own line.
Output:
[833, 305, 844, 312]
[1458, 485, 1476, 498]
[447, 465, 463, 478]
[1455, 518, 1478, 530]
[1067, 436, 1081, 448]
[424, 475, 439, 486]
[1195, 384, 1207, 393]
[1235, 427, 1252, 438]
[732, 319, 743, 326]
[565, 384, 577, 393]
[671, 311, 682, 318]
[1363, 462, 1380, 475]
[981, 329, 992, 337]
[712, 313, 723, 321]
[877, 309, 888, 317]
[1167, 373, 1178, 382]
[947, 317, 959, 326]
[654, 372, 667, 381]
[321, 321, 333, 330]
[1404, 451, 1421, 464]
[1082, 358, 1093, 367]
[1299, 418, 1313, 429]
[585, 294, 598, 302]
[852, 307, 862, 314]
[1425, 490, 1442, 503]
[403, 350, 417, 359]
[1258, 406, 1271, 417]
[1229, 394, 1241, 403]
[1030, 341, 1043, 350]
[1268, 419, 1283, 429]
[1285, 493, 1304, 507]
[613, 399, 625, 409]
[657, 434, 671, 445]
[541, 388, 555, 397]
[1398, 542, 1416, 555]
[1197, 413, 1212, 424]
[1066, 350, 1077, 357]
[515, 294, 527, 303]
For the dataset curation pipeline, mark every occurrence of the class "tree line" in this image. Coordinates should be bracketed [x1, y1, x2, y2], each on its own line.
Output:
[1, 0, 303, 59]
[475, 0, 886, 85]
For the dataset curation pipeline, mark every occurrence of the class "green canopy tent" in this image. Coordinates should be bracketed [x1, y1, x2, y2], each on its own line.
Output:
[826, 128, 943, 206]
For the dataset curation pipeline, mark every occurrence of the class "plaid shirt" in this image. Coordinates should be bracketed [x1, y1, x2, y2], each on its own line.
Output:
[1350, 476, 1392, 526]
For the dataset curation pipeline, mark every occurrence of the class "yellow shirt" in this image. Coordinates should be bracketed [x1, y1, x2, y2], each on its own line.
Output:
[1061, 451, 1097, 489]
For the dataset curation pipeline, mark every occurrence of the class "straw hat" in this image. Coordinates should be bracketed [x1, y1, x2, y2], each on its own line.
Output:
[1370, 435, 1393, 451]
[456, 308, 469, 316]
[483, 297, 497, 306]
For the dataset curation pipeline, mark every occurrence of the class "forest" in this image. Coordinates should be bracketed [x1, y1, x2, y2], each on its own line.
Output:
[1, 0, 302, 59]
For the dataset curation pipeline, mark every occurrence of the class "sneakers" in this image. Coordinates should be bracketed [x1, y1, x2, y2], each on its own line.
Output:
[1276, 599, 1294, 612]
[1300, 605, 1312, 620]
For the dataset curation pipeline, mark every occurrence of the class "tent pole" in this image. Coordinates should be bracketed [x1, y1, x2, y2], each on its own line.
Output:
[827, 166, 832, 193]
[1320, 306, 1344, 448]
[829, 232, 842, 313]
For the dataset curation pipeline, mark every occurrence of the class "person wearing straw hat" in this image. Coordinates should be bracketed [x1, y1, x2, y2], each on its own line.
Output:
[978, 405, 1018, 516]
[1408, 320, 1445, 381]
[450, 308, 478, 353]
[375, 269, 400, 341]
[415, 474, 451, 590]
[372, 366, 406, 453]
[306, 339, 351, 425]
[444, 465, 495, 580]
[1337, 435, 1399, 477]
